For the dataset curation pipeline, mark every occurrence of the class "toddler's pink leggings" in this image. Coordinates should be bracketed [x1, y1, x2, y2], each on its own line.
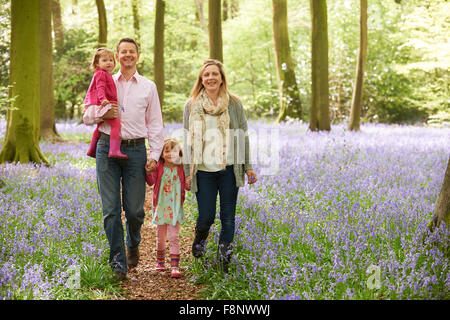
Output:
[156, 223, 180, 255]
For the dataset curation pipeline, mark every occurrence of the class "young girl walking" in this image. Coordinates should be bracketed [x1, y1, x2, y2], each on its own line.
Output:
[84, 47, 127, 159]
[145, 138, 190, 278]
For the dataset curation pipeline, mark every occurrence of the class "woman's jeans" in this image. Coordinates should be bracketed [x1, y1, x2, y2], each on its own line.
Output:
[195, 165, 239, 243]
[96, 138, 147, 274]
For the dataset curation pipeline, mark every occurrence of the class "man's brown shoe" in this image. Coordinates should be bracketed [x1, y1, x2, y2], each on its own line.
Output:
[127, 247, 140, 269]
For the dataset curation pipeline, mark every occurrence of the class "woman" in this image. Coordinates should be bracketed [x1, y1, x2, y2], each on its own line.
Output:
[183, 59, 257, 272]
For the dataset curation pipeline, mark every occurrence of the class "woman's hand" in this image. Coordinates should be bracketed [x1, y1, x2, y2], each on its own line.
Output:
[246, 170, 257, 185]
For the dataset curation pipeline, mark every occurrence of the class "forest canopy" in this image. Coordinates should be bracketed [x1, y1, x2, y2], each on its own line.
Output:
[0, 0, 448, 125]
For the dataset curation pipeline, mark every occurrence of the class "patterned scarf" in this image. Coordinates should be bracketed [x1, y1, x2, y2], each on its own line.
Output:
[189, 89, 230, 178]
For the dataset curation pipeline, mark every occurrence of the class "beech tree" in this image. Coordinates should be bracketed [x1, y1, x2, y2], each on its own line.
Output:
[309, 0, 330, 131]
[40, 0, 59, 140]
[95, 0, 107, 47]
[272, 0, 302, 122]
[208, 0, 223, 62]
[429, 157, 450, 231]
[51, 0, 64, 56]
[0, 0, 49, 165]
[348, 0, 368, 131]
[194, 0, 208, 34]
[154, 0, 165, 107]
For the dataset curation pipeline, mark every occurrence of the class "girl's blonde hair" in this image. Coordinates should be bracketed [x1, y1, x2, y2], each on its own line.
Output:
[160, 138, 183, 166]
[189, 59, 239, 103]
[90, 47, 116, 70]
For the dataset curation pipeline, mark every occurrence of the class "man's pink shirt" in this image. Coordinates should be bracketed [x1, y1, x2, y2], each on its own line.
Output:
[83, 70, 164, 161]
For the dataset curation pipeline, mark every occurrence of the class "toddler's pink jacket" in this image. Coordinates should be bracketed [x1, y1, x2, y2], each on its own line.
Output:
[146, 162, 190, 208]
[84, 69, 117, 107]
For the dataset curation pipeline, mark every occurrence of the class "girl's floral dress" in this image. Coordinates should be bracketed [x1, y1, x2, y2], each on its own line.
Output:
[152, 167, 185, 226]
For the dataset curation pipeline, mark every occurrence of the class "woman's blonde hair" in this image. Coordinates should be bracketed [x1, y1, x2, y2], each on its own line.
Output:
[189, 59, 239, 103]
[90, 47, 116, 70]
[160, 138, 183, 166]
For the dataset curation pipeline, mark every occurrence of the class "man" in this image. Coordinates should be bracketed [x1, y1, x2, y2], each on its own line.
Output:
[83, 38, 164, 280]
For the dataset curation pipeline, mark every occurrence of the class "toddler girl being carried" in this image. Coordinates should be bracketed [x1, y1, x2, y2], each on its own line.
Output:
[84, 47, 127, 159]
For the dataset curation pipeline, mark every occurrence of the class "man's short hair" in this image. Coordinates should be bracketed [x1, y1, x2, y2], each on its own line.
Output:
[116, 38, 139, 53]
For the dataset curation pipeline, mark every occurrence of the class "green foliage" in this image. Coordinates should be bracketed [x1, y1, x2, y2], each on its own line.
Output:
[3, 0, 448, 124]
[364, 69, 429, 123]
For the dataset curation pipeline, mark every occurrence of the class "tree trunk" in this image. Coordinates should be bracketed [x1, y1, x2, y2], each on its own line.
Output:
[154, 0, 165, 108]
[429, 157, 450, 231]
[51, 0, 64, 56]
[40, 0, 59, 140]
[131, 0, 141, 46]
[95, 0, 107, 47]
[194, 0, 208, 34]
[132, 0, 143, 73]
[208, 0, 223, 62]
[223, 0, 228, 21]
[348, 0, 367, 131]
[272, 0, 302, 122]
[229, 0, 239, 18]
[0, 0, 49, 165]
[309, 0, 330, 131]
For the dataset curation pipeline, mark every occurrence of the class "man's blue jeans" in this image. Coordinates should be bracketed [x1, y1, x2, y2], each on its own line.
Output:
[96, 138, 147, 274]
[195, 166, 239, 243]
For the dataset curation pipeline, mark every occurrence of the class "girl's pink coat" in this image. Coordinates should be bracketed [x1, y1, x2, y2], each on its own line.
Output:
[145, 162, 190, 208]
[84, 69, 118, 107]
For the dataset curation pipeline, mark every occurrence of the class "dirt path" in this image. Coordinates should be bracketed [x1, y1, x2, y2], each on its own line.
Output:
[118, 186, 202, 300]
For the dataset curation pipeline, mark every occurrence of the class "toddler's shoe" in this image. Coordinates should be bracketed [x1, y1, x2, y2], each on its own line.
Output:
[170, 267, 181, 278]
[155, 262, 166, 272]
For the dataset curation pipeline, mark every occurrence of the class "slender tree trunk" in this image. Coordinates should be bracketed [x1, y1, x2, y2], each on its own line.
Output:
[0, 0, 49, 165]
[272, 0, 302, 122]
[132, 0, 143, 73]
[131, 0, 141, 46]
[154, 0, 165, 108]
[223, 0, 228, 21]
[348, 0, 367, 131]
[51, 0, 64, 56]
[309, 0, 330, 131]
[229, 0, 239, 18]
[208, 0, 223, 62]
[95, 0, 107, 47]
[40, 0, 59, 140]
[429, 157, 450, 231]
[194, 0, 208, 34]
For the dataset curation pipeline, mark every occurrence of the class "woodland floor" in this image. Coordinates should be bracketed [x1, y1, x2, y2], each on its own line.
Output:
[115, 185, 203, 300]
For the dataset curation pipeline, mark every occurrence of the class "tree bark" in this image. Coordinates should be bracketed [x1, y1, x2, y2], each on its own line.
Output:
[348, 0, 367, 131]
[223, 0, 228, 21]
[95, 0, 107, 47]
[194, 0, 208, 34]
[429, 157, 450, 231]
[229, 0, 239, 18]
[208, 0, 223, 62]
[132, 0, 143, 73]
[40, 0, 59, 140]
[131, 0, 141, 46]
[272, 0, 302, 122]
[0, 0, 49, 165]
[154, 0, 165, 108]
[309, 0, 330, 131]
[51, 0, 64, 56]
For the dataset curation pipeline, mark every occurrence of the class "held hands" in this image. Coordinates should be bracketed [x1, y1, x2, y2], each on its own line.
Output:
[145, 159, 157, 173]
[185, 176, 191, 190]
[246, 170, 258, 185]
